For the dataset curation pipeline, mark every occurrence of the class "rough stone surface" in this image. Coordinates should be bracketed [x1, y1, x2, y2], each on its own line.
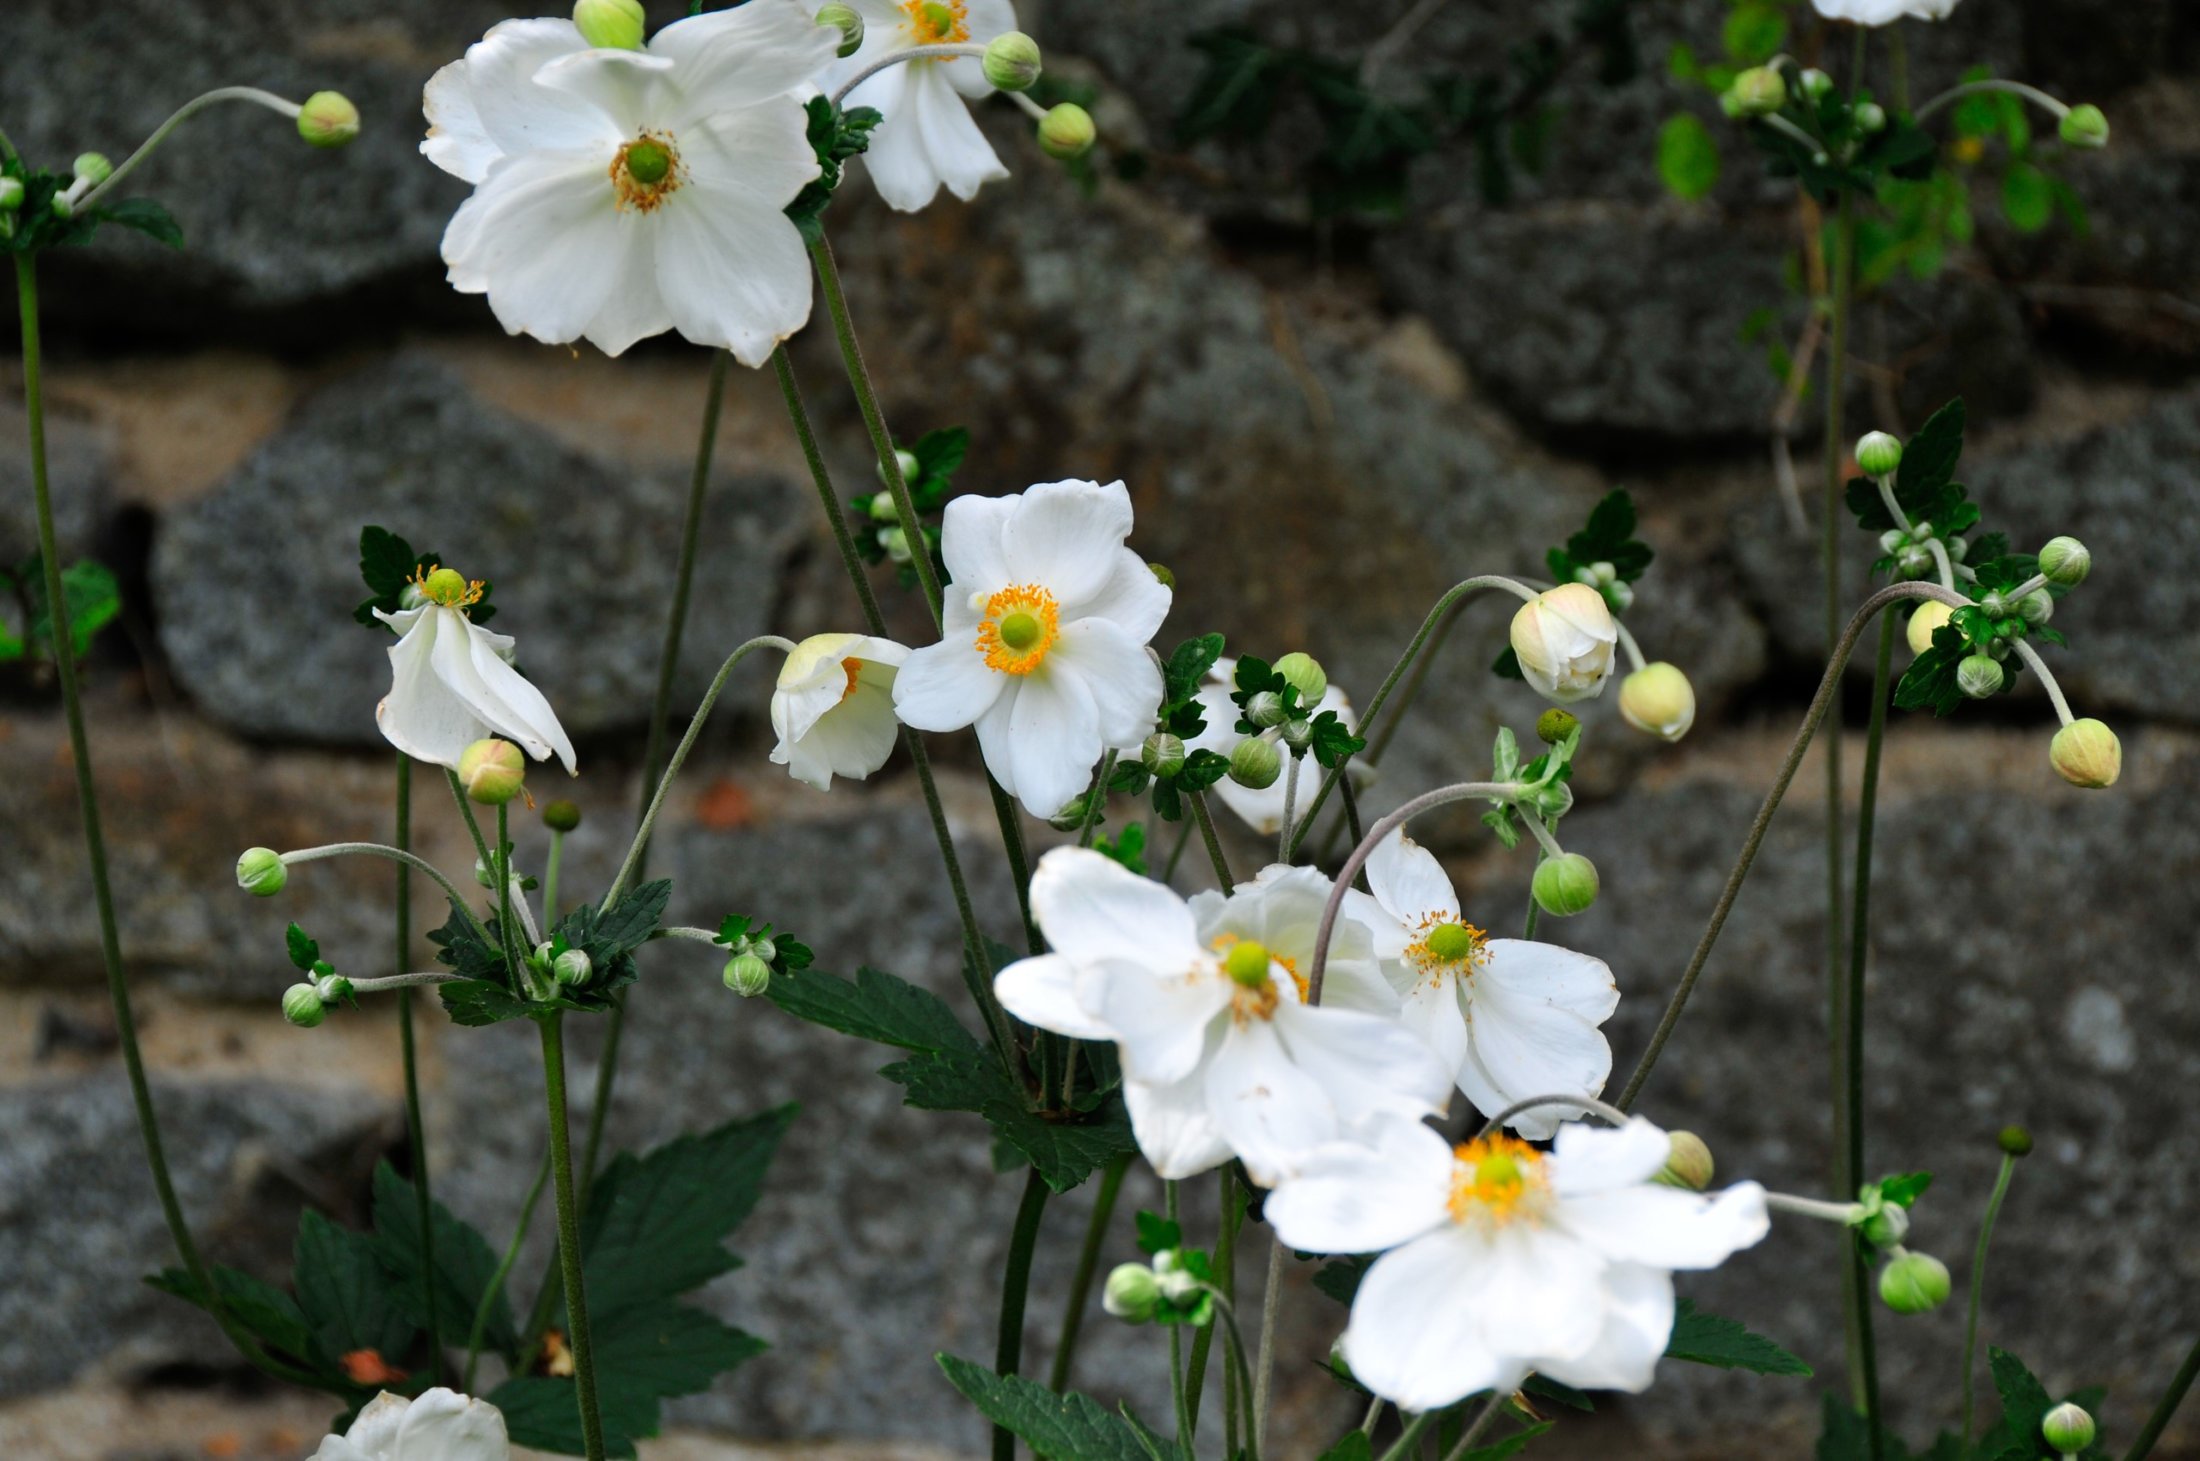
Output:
[0, 397, 107, 564]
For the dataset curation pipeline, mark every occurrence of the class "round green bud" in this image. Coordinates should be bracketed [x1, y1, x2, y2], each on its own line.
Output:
[420, 566, 468, 604]
[2042, 1402, 2097, 1453]
[2050, 718, 2121, 790]
[458, 738, 528, 805]
[1141, 732, 1186, 778]
[1800, 68, 1834, 102]
[1102, 1262, 1161, 1323]
[315, 973, 354, 1003]
[1273, 651, 1328, 707]
[1998, 1124, 2033, 1157]
[749, 936, 778, 965]
[282, 983, 327, 1028]
[543, 798, 582, 833]
[879, 447, 919, 487]
[1222, 940, 1272, 989]
[1957, 654, 2005, 700]
[1037, 102, 1097, 161]
[1228, 737, 1282, 791]
[623, 139, 672, 186]
[1861, 1202, 1910, 1249]
[879, 526, 913, 563]
[72, 152, 114, 186]
[1879, 1251, 1952, 1314]
[574, 0, 646, 50]
[982, 31, 1043, 93]
[553, 948, 593, 987]
[1148, 563, 1176, 590]
[1535, 707, 1580, 745]
[815, 2, 865, 57]
[867, 493, 902, 524]
[296, 91, 361, 149]
[723, 953, 773, 998]
[2039, 535, 2091, 587]
[1654, 1130, 1716, 1192]
[1245, 690, 1286, 728]
[1619, 662, 1696, 743]
[236, 847, 288, 897]
[1855, 101, 1887, 134]
[1279, 717, 1314, 755]
[2059, 104, 2109, 150]
[1718, 89, 1746, 120]
[1907, 600, 1954, 656]
[1532, 853, 1600, 918]
[0, 177, 24, 213]
[1730, 65, 1786, 117]
[2019, 590, 2054, 626]
[1855, 431, 1903, 478]
[1046, 794, 1094, 834]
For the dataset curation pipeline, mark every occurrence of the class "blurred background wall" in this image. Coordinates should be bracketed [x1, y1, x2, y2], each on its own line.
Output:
[2, 0, 2197, 1456]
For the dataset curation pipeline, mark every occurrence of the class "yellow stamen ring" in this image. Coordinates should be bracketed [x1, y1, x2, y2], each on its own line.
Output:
[976, 584, 1061, 675]
[1448, 1134, 1548, 1226]
[904, 0, 970, 43]
[612, 131, 685, 213]
[411, 563, 485, 609]
[1405, 914, 1488, 981]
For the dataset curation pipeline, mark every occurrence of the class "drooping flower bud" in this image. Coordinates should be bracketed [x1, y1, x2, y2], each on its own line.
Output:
[1855, 431, 1903, 478]
[1655, 1131, 1716, 1192]
[1535, 708, 1579, 745]
[553, 948, 593, 987]
[1619, 662, 1696, 742]
[815, 2, 865, 58]
[1878, 1252, 1951, 1314]
[543, 799, 582, 833]
[574, 0, 646, 50]
[1228, 737, 1281, 790]
[1103, 1263, 1161, 1323]
[72, 153, 114, 186]
[879, 526, 913, 563]
[867, 493, 902, 524]
[1047, 794, 1095, 833]
[1730, 66, 1787, 116]
[237, 847, 288, 897]
[723, 953, 773, 998]
[749, 935, 778, 964]
[296, 91, 361, 149]
[1280, 717, 1314, 756]
[1038, 103, 1097, 161]
[2050, 718, 2121, 789]
[878, 447, 919, 488]
[2059, 104, 2109, 149]
[2038, 535, 2090, 587]
[1997, 1124, 2033, 1157]
[1141, 733, 1186, 778]
[983, 31, 1043, 93]
[2041, 1402, 2097, 1453]
[282, 983, 327, 1028]
[1532, 853, 1600, 918]
[1957, 654, 2004, 700]
[1907, 600, 1954, 656]
[458, 738, 527, 804]
[1274, 652, 1328, 706]
[1860, 1201, 1910, 1249]
[1511, 584, 1619, 705]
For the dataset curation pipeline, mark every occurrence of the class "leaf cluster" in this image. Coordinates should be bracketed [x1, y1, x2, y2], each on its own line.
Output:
[1814, 1349, 2106, 1460]
[0, 553, 122, 663]
[1111, 633, 1234, 823]
[847, 426, 967, 588]
[435, 880, 671, 1027]
[1, 157, 183, 256]
[786, 98, 883, 243]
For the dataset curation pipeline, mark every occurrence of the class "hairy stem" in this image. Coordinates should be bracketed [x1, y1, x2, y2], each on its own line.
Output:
[393, 756, 438, 1371]
[1845, 614, 1896, 1440]
[1252, 1237, 1286, 1453]
[1049, 1153, 1130, 1392]
[538, 1015, 607, 1460]
[1188, 792, 1237, 894]
[994, 1168, 1050, 1461]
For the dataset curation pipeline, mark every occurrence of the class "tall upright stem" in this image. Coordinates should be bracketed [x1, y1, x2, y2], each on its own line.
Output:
[1845, 614, 1895, 1441]
[1049, 1152, 1130, 1392]
[538, 1014, 608, 1461]
[993, 1167, 1051, 1461]
[1251, 1238, 1286, 1453]
[2125, 1334, 2200, 1461]
[1961, 1150, 2018, 1448]
[393, 754, 439, 1362]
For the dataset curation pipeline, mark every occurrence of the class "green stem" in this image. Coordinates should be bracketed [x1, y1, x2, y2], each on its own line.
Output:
[1166, 1181, 1195, 1461]
[73, 87, 306, 213]
[544, 829, 567, 923]
[1188, 792, 1237, 894]
[1441, 1392, 1510, 1461]
[393, 755, 438, 1372]
[994, 1167, 1051, 1461]
[464, 1147, 551, 1393]
[1251, 1236, 1286, 1454]
[2124, 1335, 2200, 1461]
[442, 770, 496, 875]
[1049, 1152, 1129, 1392]
[1187, 1164, 1245, 1437]
[1845, 614, 1895, 1441]
[1378, 1409, 1437, 1461]
[538, 1015, 607, 1460]
[1961, 1151, 2018, 1448]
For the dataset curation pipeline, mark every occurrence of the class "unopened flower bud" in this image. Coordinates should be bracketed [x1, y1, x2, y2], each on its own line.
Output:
[1957, 654, 2004, 700]
[1038, 102, 1097, 161]
[879, 526, 913, 563]
[1103, 1263, 1161, 1323]
[296, 91, 361, 149]
[723, 953, 773, 998]
[1142, 733, 1186, 777]
[2018, 590, 2053, 626]
[1229, 737, 1281, 791]
[1907, 601, 1954, 656]
[1730, 65, 1786, 116]
[1532, 853, 1600, 918]
[1511, 584, 1618, 704]
[1855, 101, 1887, 133]
[1280, 718, 1314, 755]
[1274, 652, 1328, 706]
[1861, 1202, 1910, 1249]
[1879, 529, 1907, 556]
[2059, 104, 2109, 150]
[1855, 431, 1903, 478]
[1655, 1131, 1716, 1192]
[1800, 68, 1834, 102]
[282, 983, 327, 1028]
[748, 936, 778, 965]
[1879, 1251, 1951, 1314]
[1222, 940, 1272, 989]
[553, 948, 593, 987]
[458, 738, 527, 805]
[574, 0, 646, 49]
[1619, 662, 1696, 743]
[982, 31, 1043, 93]
[0, 178, 23, 213]
[543, 799, 582, 832]
[1998, 1124, 2033, 1157]
[316, 973, 354, 1003]
[1535, 708, 1579, 745]
[1245, 690, 1286, 728]
[2042, 1402, 2097, 1453]
[815, 2, 865, 57]
[2050, 718, 2121, 789]
[237, 847, 288, 897]
[2039, 536, 2090, 586]
[867, 493, 902, 524]
[72, 153, 114, 186]
[1719, 90, 1746, 119]
[1047, 795, 1094, 833]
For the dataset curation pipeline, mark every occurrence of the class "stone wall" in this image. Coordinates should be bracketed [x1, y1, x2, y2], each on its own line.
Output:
[3, 0, 2197, 1456]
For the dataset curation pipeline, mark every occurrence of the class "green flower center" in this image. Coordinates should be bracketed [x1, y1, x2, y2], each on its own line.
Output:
[1424, 921, 1477, 964]
[997, 610, 1043, 652]
[623, 140, 671, 186]
[1222, 941, 1271, 988]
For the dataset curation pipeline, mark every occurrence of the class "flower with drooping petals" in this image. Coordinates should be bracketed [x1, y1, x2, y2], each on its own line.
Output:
[1266, 1115, 1769, 1410]
[892, 479, 1169, 818]
[1510, 584, 1618, 704]
[993, 847, 1451, 1184]
[375, 567, 575, 776]
[771, 632, 909, 790]
[312, 1387, 509, 1461]
[423, 0, 834, 362]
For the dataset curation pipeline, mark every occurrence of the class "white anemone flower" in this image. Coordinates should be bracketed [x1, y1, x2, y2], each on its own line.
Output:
[312, 1387, 509, 1461]
[1187, 659, 1365, 837]
[1267, 1115, 1770, 1410]
[771, 632, 909, 790]
[803, 0, 1018, 211]
[1510, 584, 1618, 704]
[423, 0, 835, 363]
[994, 847, 1452, 1184]
[1190, 862, 1400, 1019]
[374, 568, 576, 776]
[892, 479, 1170, 819]
[1361, 830, 1615, 1141]
[1812, 0, 1960, 22]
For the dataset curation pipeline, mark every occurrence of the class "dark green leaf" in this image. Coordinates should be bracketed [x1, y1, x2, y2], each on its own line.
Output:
[287, 923, 321, 972]
[490, 1376, 657, 1459]
[368, 1163, 516, 1354]
[1309, 711, 1367, 770]
[1178, 748, 1230, 792]
[20, 557, 122, 658]
[293, 1210, 416, 1365]
[1666, 1299, 1812, 1376]
[1878, 1171, 1933, 1207]
[1319, 1434, 1374, 1461]
[1974, 1347, 2056, 1460]
[938, 1354, 1180, 1461]
[765, 965, 981, 1055]
[1163, 633, 1227, 706]
[593, 1301, 766, 1398]
[1657, 113, 1721, 200]
[92, 196, 184, 248]
[1177, 28, 1293, 145]
[1491, 646, 1524, 680]
[1523, 1373, 1595, 1411]
[147, 1264, 316, 1364]
[1136, 1212, 1182, 1255]
[1313, 1255, 1371, 1305]
[437, 979, 540, 1028]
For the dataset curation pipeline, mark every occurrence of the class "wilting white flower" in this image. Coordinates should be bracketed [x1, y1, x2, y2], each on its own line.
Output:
[892, 479, 1169, 818]
[1267, 1115, 1770, 1409]
[1510, 584, 1618, 703]
[312, 1387, 510, 1461]
[1362, 831, 1616, 1140]
[1186, 659, 1365, 837]
[1811, 0, 1960, 23]
[423, 0, 834, 363]
[803, 0, 1018, 211]
[771, 633, 910, 790]
[375, 569, 575, 775]
[994, 848, 1451, 1184]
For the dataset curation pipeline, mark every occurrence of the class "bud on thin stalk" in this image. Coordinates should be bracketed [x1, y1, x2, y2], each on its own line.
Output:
[982, 31, 1043, 93]
[237, 847, 288, 896]
[1038, 102, 1097, 160]
[574, 0, 646, 50]
[1532, 853, 1599, 917]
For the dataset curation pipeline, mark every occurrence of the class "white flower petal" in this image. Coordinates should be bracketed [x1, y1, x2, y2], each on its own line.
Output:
[1557, 1180, 1772, 1271]
[780, 682, 900, 789]
[1049, 617, 1164, 749]
[1536, 1261, 1675, 1395]
[650, 0, 840, 118]
[1397, 975, 1473, 1079]
[1550, 1117, 1677, 1195]
[1467, 1222, 1612, 1367]
[425, 19, 601, 182]
[334, 1392, 414, 1457]
[376, 611, 487, 768]
[442, 148, 631, 351]
[311, 1440, 376, 1461]
[1364, 829, 1460, 924]
[579, 215, 672, 358]
[1343, 1228, 1516, 1411]
[907, 61, 1008, 201]
[1123, 1063, 1236, 1179]
[1204, 1018, 1341, 1184]
[1264, 1116, 1454, 1255]
[533, 47, 679, 136]
[1074, 548, 1173, 644]
[1005, 667, 1102, 818]
[972, 686, 1023, 798]
[893, 619, 1006, 732]
[652, 154, 818, 364]
[1080, 958, 1226, 1087]
[939, 488, 1018, 596]
[1002, 480, 1133, 608]
[1479, 939, 1620, 1025]
[1464, 980, 1613, 1140]
[445, 612, 578, 772]
[1273, 1001, 1452, 1129]
[849, 66, 945, 212]
[393, 1388, 511, 1461]
[994, 953, 1113, 1040]
[1029, 846, 1199, 968]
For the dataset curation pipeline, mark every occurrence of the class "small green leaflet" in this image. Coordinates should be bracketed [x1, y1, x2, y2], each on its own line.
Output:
[1665, 1299, 1812, 1376]
[146, 1264, 316, 1366]
[286, 923, 321, 971]
[786, 98, 882, 242]
[1, 555, 123, 661]
[1657, 112, 1721, 200]
[1877, 1171, 1934, 1208]
[938, 1354, 1184, 1461]
[1550, 489, 1654, 585]
[0, 161, 184, 255]
[353, 525, 497, 627]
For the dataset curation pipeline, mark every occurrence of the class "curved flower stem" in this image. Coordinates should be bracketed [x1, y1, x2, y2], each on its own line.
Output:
[1048, 1151, 1129, 1392]
[1914, 78, 2072, 125]
[349, 972, 468, 993]
[1960, 1149, 2019, 1449]
[1378, 1409, 1438, 1461]
[1475, 1092, 1632, 1140]
[993, 1167, 1050, 1461]
[2009, 640, 2076, 726]
[1441, 1391, 1511, 1461]
[441, 770, 497, 880]
[537, 1014, 608, 1461]
[73, 87, 305, 213]
[280, 842, 489, 946]
[392, 757, 439, 1373]
[1188, 791, 1238, 893]
[1766, 1192, 1871, 1224]
[2124, 1335, 2200, 1461]
[1612, 618, 1650, 675]
[1616, 582, 1963, 1111]
[1844, 614, 1897, 1445]
[1197, 1288, 1263, 1461]
[830, 42, 991, 105]
[464, 1146, 551, 1394]
[1286, 576, 1535, 860]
